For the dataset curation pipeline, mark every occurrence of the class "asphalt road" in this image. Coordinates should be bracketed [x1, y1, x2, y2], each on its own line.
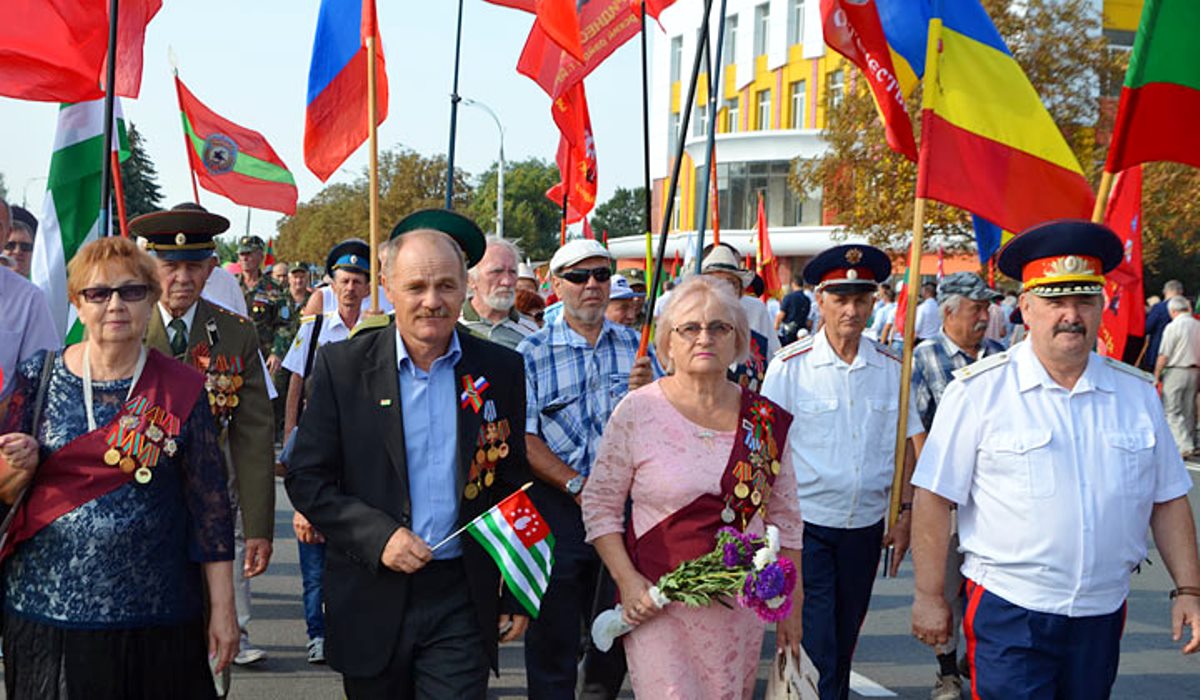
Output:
[7, 475, 1200, 698]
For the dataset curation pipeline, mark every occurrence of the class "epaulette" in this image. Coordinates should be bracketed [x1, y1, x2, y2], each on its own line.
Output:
[952, 350, 1010, 381]
[348, 313, 395, 339]
[775, 336, 814, 362]
[211, 304, 249, 325]
[299, 314, 318, 325]
[1104, 355, 1154, 383]
[872, 340, 900, 362]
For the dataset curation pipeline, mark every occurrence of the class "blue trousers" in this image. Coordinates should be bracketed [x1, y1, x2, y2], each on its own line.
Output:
[298, 541, 326, 640]
[801, 519, 884, 700]
[964, 579, 1125, 700]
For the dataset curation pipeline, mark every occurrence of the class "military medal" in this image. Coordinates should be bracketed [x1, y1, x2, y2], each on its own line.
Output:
[119, 456, 137, 474]
[164, 439, 178, 457]
[134, 467, 153, 484]
[721, 506, 736, 524]
[104, 448, 121, 466]
[145, 424, 163, 442]
[459, 375, 489, 413]
[119, 415, 138, 430]
[464, 483, 480, 500]
[734, 482, 750, 499]
[484, 471, 495, 487]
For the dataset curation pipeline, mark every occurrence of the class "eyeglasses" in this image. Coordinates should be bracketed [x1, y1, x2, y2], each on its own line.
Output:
[3, 241, 33, 253]
[558, 267, 612, 285]
[672, 321, 734, 342]
[79, 284, 150, 304]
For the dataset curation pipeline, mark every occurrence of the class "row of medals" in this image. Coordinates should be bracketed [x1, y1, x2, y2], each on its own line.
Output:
[208, 372, 243, 408]
[721, 454, 781, 524]
[103, 415, 177, 484]
[465, 439, 509, 500]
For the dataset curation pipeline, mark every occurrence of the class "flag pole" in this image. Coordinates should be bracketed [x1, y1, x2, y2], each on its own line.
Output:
[98, 0, 120, 237]
[445, 0, 466, 209]
[110, 151, 129, 237]
[640, 0, 654, 283]
[430, 482, 534, 552]
[1092, 170, 1114, 223]
[637, 0, 717, 357]
[692, 0, 728, 274]
[560, 192, 568, 246]
[170, 63, 202, 205]
[367, 23, 381, 314]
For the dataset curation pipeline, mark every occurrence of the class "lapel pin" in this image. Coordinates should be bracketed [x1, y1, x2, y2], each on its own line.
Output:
[379, 399, 392, 407]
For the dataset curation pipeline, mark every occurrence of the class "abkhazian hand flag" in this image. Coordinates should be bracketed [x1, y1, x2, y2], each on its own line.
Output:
[466, 489, 555, 618]
[32, 99, 131, 343]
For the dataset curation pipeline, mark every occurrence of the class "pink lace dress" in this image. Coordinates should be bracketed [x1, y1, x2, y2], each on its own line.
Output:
[582, 381, 804, 700]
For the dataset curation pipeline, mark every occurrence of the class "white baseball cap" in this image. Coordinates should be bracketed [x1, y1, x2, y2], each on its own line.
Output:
[549, 239, 612, 275]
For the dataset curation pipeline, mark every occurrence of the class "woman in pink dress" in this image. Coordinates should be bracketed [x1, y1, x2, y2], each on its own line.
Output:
[582, 276, 805, 699]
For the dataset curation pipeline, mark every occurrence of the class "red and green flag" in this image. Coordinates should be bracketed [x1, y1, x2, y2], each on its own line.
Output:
[1105, 0, 1200, 172]
[175, 76, 298, 215]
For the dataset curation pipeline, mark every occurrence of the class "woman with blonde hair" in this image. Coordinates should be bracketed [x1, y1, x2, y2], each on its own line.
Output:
[0, 236, 237, 698]
[582, 275, 804, 698]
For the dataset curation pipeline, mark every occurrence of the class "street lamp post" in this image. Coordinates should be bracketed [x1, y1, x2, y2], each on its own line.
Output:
[461, 97, 505, 239]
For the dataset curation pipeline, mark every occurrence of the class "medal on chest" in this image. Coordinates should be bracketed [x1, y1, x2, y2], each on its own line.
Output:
[721, 400, 780, 527]
[465, 398, 508, 500]
[103, 395, 183, 485]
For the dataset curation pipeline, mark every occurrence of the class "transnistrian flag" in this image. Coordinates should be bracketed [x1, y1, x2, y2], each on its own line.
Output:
[915, 0, 1094, 234]
[1105, 0, 1200, 172]
[176, 76, 298, 215]
[31, 99, 131, 342]
[465, 489, 555, 618]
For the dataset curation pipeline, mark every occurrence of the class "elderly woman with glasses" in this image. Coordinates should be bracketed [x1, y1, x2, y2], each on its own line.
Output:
[0, 236, 237, 699]
[581, 275, 805, 698]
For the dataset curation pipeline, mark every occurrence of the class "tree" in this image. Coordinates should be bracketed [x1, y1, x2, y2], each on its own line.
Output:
[590, 186, 647, 240]
[791, 0, 1120, 253]
[467, 158, 562, 261]
[1141, 162, 1200, 293]
[120, 123, 163, 218]
[275, 146, 472, 265]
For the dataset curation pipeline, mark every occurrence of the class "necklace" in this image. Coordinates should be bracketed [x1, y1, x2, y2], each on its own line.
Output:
[82, 344, 148, 432]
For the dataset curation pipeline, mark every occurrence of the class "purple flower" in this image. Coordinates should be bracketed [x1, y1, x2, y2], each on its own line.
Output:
[737, 557, 799, 623]
[723, 542, 744, 568]
[753, 564, 786, 600]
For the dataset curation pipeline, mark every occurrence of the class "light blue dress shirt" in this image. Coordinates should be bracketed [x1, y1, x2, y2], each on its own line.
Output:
[395, 330, 463, 560]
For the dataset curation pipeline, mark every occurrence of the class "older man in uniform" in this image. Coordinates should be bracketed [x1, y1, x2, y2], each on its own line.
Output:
[518, 239, 658, 699]
[286, 209, 532, 698]
[911, 221, 1200, 699]
[460, 236, 538, 350]
[909, 271, 1005, 700]
[762, 244, 924, 700]
[135, 204, 276, 669]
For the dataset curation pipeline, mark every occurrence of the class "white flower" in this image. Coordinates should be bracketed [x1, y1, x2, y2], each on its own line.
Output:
[754, 547, 775, 571]
[766, 525, 781, 556]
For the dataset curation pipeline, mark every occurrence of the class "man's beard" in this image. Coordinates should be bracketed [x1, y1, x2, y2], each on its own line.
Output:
[484, 289, 515, 312]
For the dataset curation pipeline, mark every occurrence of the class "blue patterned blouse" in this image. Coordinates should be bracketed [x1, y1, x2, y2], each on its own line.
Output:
[1, 351, 234, 629]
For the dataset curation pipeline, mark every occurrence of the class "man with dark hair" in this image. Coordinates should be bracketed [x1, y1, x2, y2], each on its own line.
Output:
[776, 275, 811, 346]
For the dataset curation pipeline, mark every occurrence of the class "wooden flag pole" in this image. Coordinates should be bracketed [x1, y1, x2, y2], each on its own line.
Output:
[169, 59, 202, 205]
[1092, 170, 1115, 223]
[110, 151, 129, 237]
[367, 31, 381, 314]
[637, 0, 717, 357]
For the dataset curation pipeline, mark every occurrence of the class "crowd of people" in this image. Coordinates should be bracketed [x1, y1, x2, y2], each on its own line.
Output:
[2, 192, 1200, 700]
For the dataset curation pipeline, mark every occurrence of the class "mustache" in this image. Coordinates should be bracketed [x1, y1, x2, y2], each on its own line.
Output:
[973, 321, 988, 332]
[1053, 322, 1087, 335]
[416, 309, 449, 319]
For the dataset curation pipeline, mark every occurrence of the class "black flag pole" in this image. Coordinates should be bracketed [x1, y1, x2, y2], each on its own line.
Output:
[692, 0, 728, 274]
[98, 0, 120, 237]
[445, 0, 466, 209]
[637, 0, 717, 356]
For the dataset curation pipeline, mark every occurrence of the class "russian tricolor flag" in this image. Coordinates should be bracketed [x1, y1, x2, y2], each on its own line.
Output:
[304, 0, 388, 182]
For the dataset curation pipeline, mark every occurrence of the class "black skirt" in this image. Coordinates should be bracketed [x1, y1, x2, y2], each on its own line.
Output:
[3, 613, 217, 700]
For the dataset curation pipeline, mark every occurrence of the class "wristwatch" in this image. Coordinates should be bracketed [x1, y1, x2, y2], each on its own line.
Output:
[564, 474, 586, 496]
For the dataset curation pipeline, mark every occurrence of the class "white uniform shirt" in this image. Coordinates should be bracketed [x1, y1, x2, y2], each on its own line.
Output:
[281, 309, 360, 378]
[320, 284, 393, 315]
[912, 341, 1191, 617]
[914, 297, 942, 339]
[202, 265, 249, 317]
[762, 329, 923, 528]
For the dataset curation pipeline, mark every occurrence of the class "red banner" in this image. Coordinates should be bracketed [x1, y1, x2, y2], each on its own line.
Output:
[518, 0, 641, 98]
[1098, 166, 1145, 361]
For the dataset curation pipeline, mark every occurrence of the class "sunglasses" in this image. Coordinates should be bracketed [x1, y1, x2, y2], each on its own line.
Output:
[559, 267, 612, 285]
[79, 284, 150, 304]
[3, 241, 33, 253]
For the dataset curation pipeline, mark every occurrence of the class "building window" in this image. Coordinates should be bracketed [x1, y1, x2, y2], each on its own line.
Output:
[670, 36, 683, 82]
[788, 0, 805, 46]
[724, 16, 738, 67]
[694, 103, 709, 137]
[790, 80, 806, 129]
[754, 3, 769, 56]
[756, 89, 771, 131]
[825, 69, 844, 127]
[668, 112, 680, 158]
[726, 98, 740, 133]
[695, 160, 822, 230]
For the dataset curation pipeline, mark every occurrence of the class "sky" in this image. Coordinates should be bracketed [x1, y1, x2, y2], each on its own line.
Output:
[0, 1, 660, 241]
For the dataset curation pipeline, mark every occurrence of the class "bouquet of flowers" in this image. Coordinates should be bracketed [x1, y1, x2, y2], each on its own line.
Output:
[592, 525, 798, 651]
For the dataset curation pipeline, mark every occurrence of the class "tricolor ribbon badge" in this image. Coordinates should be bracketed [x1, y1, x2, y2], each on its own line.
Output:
[460, 375, 489, 412]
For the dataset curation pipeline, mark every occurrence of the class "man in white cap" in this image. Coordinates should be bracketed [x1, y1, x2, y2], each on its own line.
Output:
[518, 238, 659, 699]
[700, 243, 779, 392]
[516, 261, 540, 296]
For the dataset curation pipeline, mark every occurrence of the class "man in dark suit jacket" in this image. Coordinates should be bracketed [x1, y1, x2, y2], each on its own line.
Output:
[286, 210, 530, 699]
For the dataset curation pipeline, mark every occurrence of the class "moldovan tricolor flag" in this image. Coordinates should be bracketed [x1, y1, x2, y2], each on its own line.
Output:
[304, 0, 388, 182]
[466, 489, 555, 618]
[916, 1, 1094, 233]
[1105, 0, 1200, 172]
[32, 99, 131, 342]
[176, 77, 298, 215]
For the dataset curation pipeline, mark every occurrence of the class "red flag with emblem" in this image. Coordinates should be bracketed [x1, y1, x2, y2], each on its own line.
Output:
[545, 82, 597, 223]
[755, 193, 782, 298]
[517, 0, 641, 98]
[1098, 166, 1145, 360]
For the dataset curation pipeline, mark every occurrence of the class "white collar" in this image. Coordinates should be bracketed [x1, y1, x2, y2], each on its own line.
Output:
[158, 301, 198, 334]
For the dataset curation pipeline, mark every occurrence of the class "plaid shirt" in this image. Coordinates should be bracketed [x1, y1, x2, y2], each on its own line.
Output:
[518, 318, 662, 476]
[911, 334, 1006, 432]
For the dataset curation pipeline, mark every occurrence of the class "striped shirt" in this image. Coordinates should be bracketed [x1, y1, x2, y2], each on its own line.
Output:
[518, 318, 661, 476]
[910, 333, 1005, 432]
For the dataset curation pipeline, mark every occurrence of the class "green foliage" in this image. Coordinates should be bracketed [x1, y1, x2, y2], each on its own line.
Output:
[590, 187, 648, 240]
[467, 158, 562, 262]
[275, 146, 472, 265]
[120, 124, 163, 218]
